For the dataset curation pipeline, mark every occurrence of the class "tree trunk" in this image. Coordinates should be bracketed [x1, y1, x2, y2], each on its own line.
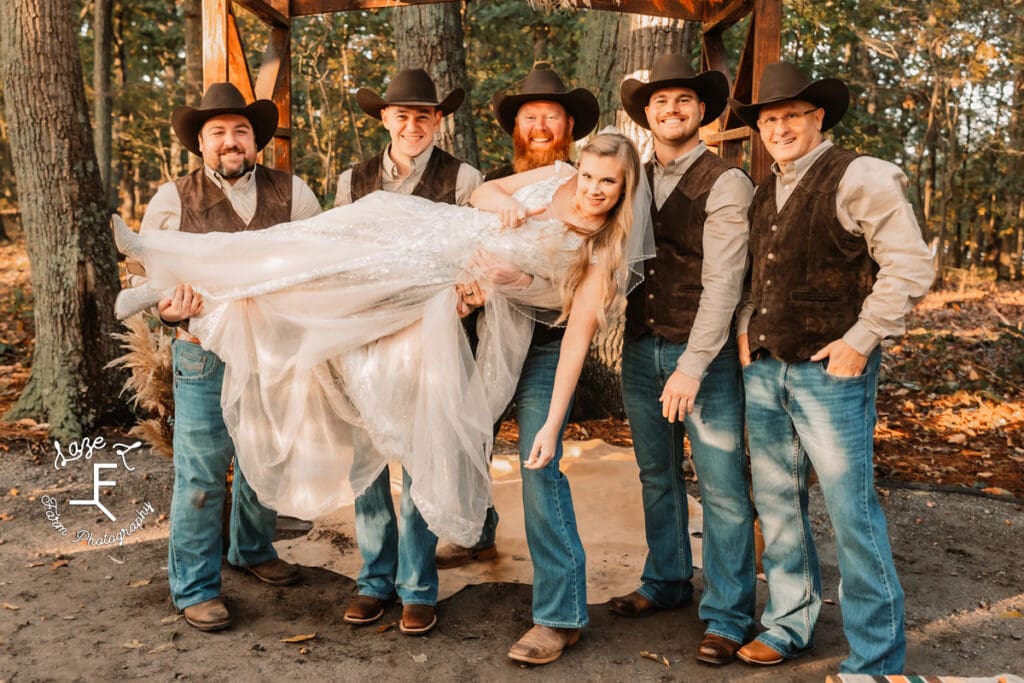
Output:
[182, 0, 203, 172]
[393, 1, 479, 167]
[93, 0, 113, 210]
[572, 11, 696, 420]
[0, 0, 125, 439]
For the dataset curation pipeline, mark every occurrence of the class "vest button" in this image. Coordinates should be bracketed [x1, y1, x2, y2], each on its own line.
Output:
[760, 308, 768, 314]
[771, 224, 778, 232]
[648, 269, 655, 276]
[765, 279, 771, 286]
[767, 253, 775, 260]
[647, 293, 654, 300]
[758, 334, 766, 341]
[648, 318, 655, 325]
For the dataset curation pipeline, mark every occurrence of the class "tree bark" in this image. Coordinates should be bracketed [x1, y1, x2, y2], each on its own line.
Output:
[0, 0, 125, 439]
[182, 0, 203, 172]
[93, 0, 113, 209]
[393, 1, 479, 167]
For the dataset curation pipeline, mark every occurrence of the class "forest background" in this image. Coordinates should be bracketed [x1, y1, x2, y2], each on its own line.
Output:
[0, 0, 1021, 492]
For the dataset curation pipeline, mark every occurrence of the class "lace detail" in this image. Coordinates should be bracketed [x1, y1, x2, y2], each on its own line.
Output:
[122, 174, 580, 546]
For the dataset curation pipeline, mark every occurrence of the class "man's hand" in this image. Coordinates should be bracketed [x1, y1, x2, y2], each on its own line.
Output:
[659, 370, 701, 423]
[157, 284, 203, 324]
[810, 339, 868, 377]
[738, 333, 751, 367]
[455, 282, 486, 318]
[468, 249, 533, 289]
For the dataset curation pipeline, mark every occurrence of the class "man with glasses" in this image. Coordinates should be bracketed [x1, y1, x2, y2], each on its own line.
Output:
[728, 62, 934, 673]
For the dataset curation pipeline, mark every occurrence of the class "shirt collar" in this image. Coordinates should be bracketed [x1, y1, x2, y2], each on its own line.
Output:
[771, 138, 832, 181]
[204, 163, 257, 192]
[653, 141, 707, 174]
[382, 143, 435, 180]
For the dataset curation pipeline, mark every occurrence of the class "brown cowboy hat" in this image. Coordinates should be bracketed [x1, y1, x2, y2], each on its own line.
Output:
[620, 54, 729, 129]
[491, 64, 599, 140]
[171, 82, 278, 156]
[355, 68, 464, 120]
[728, 61, 849, 132]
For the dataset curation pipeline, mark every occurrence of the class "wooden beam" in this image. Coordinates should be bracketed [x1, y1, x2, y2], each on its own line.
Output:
[702, 125, 752, 145]
[203, 0, 229, 88]
[290, 0, 706, 19]
[702, 0, 752, 35]
[749, 0, 781, 183]
[261, 26, 292, 171]
[226, 8, 256, 101]
[232, 0, 289, 27]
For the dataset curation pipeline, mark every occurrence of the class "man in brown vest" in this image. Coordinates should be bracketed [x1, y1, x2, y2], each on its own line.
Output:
[434, 65, 599, 583]
[335, 68, 483, 635]
[126, 82, 321, 631]
[614, 54, 756, 666]
[728, 62, 934, 673]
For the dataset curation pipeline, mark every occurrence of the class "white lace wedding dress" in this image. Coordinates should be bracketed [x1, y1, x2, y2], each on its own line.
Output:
[117, 167, 581, 545]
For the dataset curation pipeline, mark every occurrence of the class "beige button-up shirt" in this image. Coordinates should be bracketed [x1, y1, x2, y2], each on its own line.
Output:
[737, 139, 935, 356]
[333, 143, 483, 208]
[129, 165, 319, 288]
[651, 142, 754, 380]
[127, 165, 321, 288]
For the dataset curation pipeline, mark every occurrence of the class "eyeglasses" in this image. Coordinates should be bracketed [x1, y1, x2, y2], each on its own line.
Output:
[757, 108, 820, 130]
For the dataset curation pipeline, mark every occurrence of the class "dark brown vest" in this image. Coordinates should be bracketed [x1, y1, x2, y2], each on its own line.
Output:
[350, 146, 462, 205]
[747, 145, 877, 362]
[625, 150, 734, 343]
[173, 165, 292, 234]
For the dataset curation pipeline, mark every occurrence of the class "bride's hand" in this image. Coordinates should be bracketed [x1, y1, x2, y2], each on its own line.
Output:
[496, 199, 546, 229]
[158, 284, 203, 323]
[524, 421, 561, 470]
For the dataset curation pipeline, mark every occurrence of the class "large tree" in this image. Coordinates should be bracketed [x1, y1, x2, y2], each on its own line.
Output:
[0, 0, 124, 439]
[393, 1, 479, 166]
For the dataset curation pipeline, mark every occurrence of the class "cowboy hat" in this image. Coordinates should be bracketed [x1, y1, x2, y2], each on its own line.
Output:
[620, 54, 729, 129]
[171, 82, 278, 156]
[728, 61, 849, 132]
[492, 64, 599, 140]
[355, 68, 464, 120]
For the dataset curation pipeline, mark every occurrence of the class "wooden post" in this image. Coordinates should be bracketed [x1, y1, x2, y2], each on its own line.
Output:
[749, 0, 781, 183]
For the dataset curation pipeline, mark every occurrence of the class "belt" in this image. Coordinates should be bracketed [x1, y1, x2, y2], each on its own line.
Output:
[174, 328, 202, 344]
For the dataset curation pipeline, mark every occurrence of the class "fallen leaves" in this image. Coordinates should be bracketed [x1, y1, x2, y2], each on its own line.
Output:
[280, 633, 316, 644]
[2, 602, 19, 611]
[640, 650, 670, 668]
[128, 578, 152, 588]
[122, 640, 146, 649]
[50, 559, 68, 570]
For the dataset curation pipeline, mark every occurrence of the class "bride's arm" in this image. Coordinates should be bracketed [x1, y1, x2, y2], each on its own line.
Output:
[469, 164, 576, 228]
[523, 263, 604, 470]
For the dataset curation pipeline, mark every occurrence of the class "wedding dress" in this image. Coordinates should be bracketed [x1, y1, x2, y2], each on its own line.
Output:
[115, 166, 584, 546]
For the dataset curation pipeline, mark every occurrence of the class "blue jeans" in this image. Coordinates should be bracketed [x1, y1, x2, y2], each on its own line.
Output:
[168, 340, 278, 610]
[620, 334, 756, 643]
[354, 465, 439, 605]
[515, 339, 588, 628]
[743, 349, 905, 674]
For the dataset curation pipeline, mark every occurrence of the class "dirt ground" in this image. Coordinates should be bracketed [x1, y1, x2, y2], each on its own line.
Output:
[1, 237, 1023, 680]
[1, 429, 1022, 682]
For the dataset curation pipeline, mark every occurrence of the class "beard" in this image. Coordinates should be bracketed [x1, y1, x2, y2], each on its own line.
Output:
[216, 147, 255, 179]
[511, 125, 573, 173]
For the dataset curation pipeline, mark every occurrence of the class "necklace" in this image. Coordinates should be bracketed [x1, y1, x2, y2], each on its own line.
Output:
[571, 198, 603, 232]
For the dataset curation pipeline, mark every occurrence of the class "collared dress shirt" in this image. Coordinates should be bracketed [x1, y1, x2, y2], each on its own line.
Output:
[129, 164, 321, 289]
[737, 139, 935, 356]
[651, 141, 754, 379]
[333, 143, 483, 208]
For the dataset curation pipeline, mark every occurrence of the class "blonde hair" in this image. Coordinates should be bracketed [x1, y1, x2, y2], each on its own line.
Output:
[556, 132, 641, 328]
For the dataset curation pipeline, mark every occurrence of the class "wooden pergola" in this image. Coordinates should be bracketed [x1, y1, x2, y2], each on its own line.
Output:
[201, 0, 780, 181]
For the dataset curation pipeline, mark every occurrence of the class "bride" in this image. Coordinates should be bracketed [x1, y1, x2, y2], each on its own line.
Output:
[115, 132, 649, 546]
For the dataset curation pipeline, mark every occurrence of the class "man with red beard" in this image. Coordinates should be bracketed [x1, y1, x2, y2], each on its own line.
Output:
[434, 66, 598, 600]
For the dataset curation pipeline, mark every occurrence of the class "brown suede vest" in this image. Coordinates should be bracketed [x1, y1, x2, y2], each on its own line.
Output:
[350, 147, 462, 204]
[173, 165, 292, 234]
[747, 146, 877, 362]
[625, 150, 733, 343]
